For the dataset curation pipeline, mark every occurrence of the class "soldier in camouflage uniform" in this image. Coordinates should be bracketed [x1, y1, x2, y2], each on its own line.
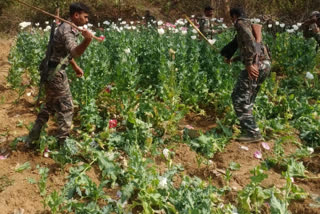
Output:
[27, 3, 94, 147]
[199, 6, 216, 39]
[221, 8, 271, 143]
[302, 11, 320, 49]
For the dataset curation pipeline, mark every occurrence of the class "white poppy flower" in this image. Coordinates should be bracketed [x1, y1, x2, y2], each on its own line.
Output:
[297, 22, 302, 27]
[44, 25, 51, 32]
[158, 28, 165, 35]
[208, 39, 216, 45]
[292, 25, 299, 30]
[181, 30, 187, 35]
[307, 147, 314, 154]
[130, 21, 134, 25]
[45, 21, 49, 25]
[191, 35, 197, 40]
[275, 21, 280, 25]
[35, 23, 40, 27]
[306, 72, 314, 80]
[280, 23, 285, 28]
[103, 20, 110, 25]
[268, 24, 272, 28]
[158, 20, 163, 26]
[163, 148, 170, 159]
[124, 48, 131, 54]
[19, 21, 31, 29]
[192, 29, 197, 34]
[158, 176, 168, 189]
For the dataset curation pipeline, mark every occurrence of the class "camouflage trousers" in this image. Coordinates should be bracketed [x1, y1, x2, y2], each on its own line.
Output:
[28, 68, 73, 143]
[231, 60, 271, 137]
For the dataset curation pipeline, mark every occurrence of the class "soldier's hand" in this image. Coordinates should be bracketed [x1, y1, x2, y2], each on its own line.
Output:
[246, 64, 259, 80]
[74, 67, 84, 78]
[81, 29, 93, 40]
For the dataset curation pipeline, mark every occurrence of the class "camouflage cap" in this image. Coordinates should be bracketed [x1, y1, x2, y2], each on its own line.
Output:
[310, 11, 320, 17]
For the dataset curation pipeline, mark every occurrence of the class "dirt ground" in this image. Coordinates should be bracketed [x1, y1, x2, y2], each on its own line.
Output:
[0, 38, 319, 214]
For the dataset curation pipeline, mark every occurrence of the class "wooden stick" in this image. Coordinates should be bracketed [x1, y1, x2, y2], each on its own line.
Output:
[13, 0, 103, 42]
[185, 15, 215, 49]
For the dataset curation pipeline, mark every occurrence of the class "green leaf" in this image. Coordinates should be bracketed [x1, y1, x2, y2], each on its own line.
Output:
[250, 173, 268, 184]
[287, 159, 305, 178]
[27, 177, 37, 184]
[229, 162, 241, 171]
[270, 194, 289, 214]
[15, 162, 31, 172]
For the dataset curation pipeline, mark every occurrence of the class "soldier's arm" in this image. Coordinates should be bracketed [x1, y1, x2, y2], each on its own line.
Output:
[199, 18, 205, 34]
[71, 29, 93, 58]
[237, 21, 259, 80]
[220, 37, 238, 60]
[237, 21, 256, 66]
[69, 58, 83, 77]
[63, 25, 93, 58]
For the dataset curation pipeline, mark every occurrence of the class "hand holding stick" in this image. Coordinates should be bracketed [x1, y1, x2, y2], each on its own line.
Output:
[185, 15, 216, 49]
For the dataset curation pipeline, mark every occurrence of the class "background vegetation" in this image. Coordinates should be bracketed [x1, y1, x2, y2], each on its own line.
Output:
[1, 0, 319, 33]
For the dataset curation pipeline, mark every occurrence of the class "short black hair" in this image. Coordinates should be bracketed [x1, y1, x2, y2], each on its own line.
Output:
[204, 6, 214, 12]
[230, 7, 245, 18]
[70, 2, 90, 16]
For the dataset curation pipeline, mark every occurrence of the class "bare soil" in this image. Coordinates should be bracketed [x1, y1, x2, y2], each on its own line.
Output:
[0, 38, 319, 214]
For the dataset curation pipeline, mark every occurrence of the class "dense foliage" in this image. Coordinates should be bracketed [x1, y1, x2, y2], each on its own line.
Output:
[7, 20, 320, 213]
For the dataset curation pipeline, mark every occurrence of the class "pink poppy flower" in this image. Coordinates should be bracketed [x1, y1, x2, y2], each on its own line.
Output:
[43, 148, 50, 158]
[109, 119, 117, 128]
[165, 22, 176, 28]
[185, 125, 195, 130]
[254, 150, 262, 159]
[105, 85, 112, 93]
[261, 142, 270, 150]
[99, 36, 105, 41]
[0, 155, 7, 160]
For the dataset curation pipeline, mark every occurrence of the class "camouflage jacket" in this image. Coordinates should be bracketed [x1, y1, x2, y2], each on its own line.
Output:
[221, 18, 270, 64]
[235, 18, 257, 66]
[303, 23, 320, 45]
[199, 16, 215, 39]
[50, 21, 80, 64]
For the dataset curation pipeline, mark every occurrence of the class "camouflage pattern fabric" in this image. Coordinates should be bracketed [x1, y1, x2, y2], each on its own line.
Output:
[235, 18, 257, 66]
[28, 22, 78, 144]
[29, 68, 73, 142]
[50, 21, 79, 63]
[232, 60, 271, 137]
[303, 23, 320, 47]
[199, 17, 215, 39]
[231, 17, 271, 137]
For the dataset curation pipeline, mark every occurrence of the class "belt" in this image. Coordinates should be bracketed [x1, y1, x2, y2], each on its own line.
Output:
[48, 61, 67, 69]
[48, 61, 59, 68]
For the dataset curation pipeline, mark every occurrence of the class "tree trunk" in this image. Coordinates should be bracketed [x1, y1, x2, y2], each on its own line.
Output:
[223, 0, 231, 24]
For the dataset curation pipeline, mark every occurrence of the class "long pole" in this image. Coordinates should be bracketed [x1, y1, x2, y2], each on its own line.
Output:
[13, 0, 103, 42]
[184, 15, 215, 49]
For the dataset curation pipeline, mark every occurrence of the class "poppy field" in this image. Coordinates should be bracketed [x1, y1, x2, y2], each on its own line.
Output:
[5, 19, 320, 213]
